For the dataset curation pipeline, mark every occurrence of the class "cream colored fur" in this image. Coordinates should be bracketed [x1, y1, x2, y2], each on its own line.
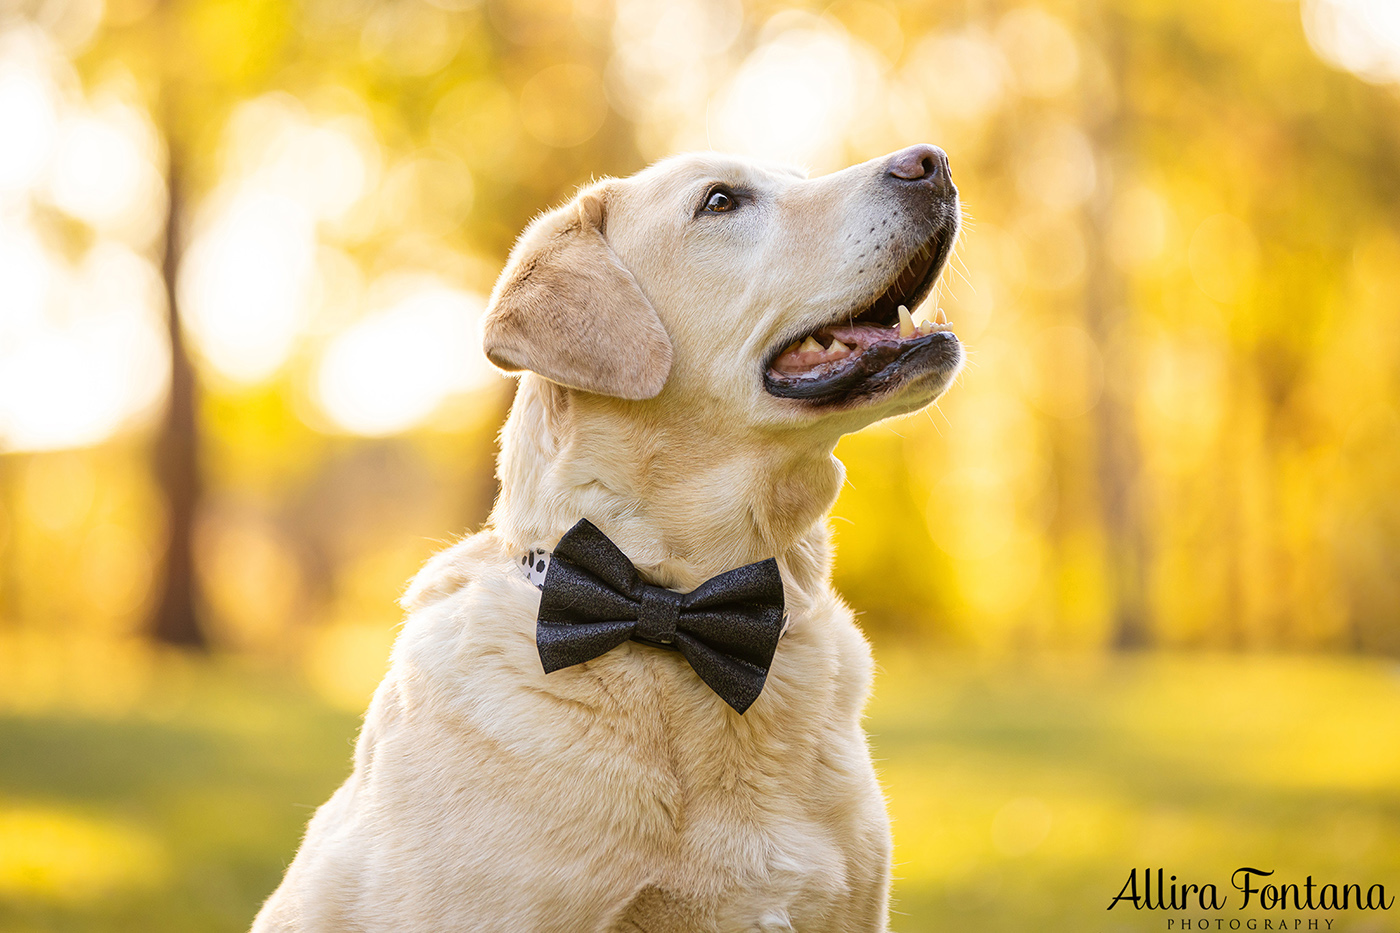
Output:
[252, 151, 962, 933]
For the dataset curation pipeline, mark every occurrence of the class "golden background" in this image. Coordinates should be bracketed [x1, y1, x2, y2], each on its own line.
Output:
[1, 0, 1398, 929]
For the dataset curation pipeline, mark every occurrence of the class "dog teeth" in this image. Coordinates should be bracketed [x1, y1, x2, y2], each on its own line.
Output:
[897, 305, 915, 339]
[798, 336, 824, 354]
[907, 307, 954, 337]
[828, 338, 851, 356]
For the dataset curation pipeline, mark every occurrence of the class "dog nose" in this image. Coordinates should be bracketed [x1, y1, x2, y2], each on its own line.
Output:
[885, 144, 954, 196]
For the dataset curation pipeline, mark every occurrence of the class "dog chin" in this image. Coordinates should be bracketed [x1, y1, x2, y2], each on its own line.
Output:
[870, 353, 964, 416]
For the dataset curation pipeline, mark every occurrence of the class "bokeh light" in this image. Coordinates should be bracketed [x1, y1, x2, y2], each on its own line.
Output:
[996, 7, 1079, 99]
[0, 217, 166, 452]
[714, 18, 881, 168]
[46, 91, 164, 243]
[0, 42, 59, 196]
[179, 96, 380, 386]
[1304, 0, 1400, 84]
[519, 63, 608, 148]
[179, 186, 318, 384]
[314, 276, 493, 436]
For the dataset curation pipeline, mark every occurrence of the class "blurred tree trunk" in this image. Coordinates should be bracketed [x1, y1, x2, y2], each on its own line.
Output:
[149, 135, 206, 649]
[1086, 7, 1150, 649]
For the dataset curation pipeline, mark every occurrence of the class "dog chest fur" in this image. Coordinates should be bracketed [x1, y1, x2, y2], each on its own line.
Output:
[254, 534, 889, 932]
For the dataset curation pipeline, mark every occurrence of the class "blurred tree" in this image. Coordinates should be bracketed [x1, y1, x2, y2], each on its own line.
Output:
[1084, 4, 1148, 648]
[74, 0, 642, 648]
[149, 137, 204, 647]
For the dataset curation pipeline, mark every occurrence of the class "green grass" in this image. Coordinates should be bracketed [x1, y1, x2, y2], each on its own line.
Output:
[873, 654, 1400, 931]
[3, 647, 1400, 932]
[0, 652, 359, 933]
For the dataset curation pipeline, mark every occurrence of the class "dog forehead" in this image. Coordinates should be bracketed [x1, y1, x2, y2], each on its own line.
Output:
[614, 152, 808, 215]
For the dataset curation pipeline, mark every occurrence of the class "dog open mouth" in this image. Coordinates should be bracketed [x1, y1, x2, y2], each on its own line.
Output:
[763, 227, 960, 405]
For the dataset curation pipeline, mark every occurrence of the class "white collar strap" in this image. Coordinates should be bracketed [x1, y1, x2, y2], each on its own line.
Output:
[519, 547, 552, 589]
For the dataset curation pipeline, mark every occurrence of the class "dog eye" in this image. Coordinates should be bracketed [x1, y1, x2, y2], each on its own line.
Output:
[702, 187, 737, 214]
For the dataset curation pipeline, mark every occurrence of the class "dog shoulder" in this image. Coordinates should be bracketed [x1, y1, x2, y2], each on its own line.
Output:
[388, 531, 622, 747]
[399, 530, 508, 613]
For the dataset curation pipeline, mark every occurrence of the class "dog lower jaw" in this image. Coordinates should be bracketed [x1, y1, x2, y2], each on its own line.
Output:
[762, 329, 962, 408]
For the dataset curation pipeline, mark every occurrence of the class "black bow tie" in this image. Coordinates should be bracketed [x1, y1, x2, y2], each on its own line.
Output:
[535, 519, 786, 714]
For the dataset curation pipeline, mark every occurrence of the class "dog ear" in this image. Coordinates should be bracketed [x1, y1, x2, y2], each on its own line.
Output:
[482, 183, 673, 400]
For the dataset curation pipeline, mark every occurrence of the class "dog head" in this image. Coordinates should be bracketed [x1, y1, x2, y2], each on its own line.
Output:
[483, 147, 963, 439]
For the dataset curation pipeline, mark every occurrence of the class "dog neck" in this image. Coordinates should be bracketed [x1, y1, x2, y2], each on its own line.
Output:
[489, 377, 843, 594]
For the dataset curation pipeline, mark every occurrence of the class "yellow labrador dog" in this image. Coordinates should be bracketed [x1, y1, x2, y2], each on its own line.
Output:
[253, 146, 962, 933]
